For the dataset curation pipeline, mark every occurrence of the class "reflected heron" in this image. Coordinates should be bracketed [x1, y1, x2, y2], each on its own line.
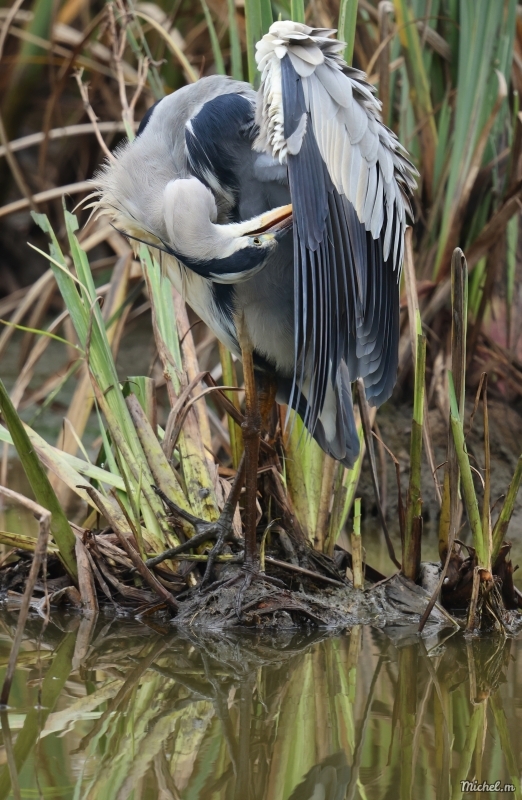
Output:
[95, 21, 417, 579]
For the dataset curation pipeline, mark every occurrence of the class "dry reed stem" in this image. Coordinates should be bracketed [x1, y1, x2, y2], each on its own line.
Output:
[0, 490, 50, 706]
[75, 536, 99, 616]
[351, 497, 363, 589]
[0, 122, 133, 159]
[74, 70, 116, 162]
[0, 181, 93, 219]
[84, 486, 179, 610]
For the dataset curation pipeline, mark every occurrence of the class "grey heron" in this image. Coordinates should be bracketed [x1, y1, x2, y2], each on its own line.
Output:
[95, 21, 417, 582]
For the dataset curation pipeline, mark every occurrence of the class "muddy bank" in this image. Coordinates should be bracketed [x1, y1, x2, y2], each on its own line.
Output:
[357, 398, 522, 541]
[171, 571, 452, 631]
[0, 570, 448, 631]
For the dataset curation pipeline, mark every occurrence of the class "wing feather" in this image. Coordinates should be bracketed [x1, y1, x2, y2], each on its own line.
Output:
[256, 22, 417, 430]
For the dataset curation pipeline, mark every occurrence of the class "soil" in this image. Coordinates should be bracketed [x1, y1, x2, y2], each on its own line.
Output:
[172, 570, 452, 631]
[357, 398, 522, 541]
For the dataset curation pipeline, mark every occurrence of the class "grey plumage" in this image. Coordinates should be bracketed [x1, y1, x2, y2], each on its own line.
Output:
[93, 23, 417, 469]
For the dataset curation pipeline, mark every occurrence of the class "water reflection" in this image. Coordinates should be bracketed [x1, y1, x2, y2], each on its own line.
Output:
[0, 615, 519, 800]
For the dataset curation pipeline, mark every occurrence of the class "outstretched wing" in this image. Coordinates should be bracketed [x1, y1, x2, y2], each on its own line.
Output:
[255, 22, 417, 429]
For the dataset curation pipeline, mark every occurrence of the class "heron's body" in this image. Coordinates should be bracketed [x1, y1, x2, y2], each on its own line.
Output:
[96, 23, 417, 468]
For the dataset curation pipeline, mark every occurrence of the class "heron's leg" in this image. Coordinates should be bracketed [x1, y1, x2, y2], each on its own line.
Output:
[236, 315, 261, 571]
[231, 318, 289, 618]
[257, 371, 278, 436]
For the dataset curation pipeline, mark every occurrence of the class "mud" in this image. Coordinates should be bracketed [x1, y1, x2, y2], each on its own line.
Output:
[172, 571, 452, 631]
[357, 398, 522, 539]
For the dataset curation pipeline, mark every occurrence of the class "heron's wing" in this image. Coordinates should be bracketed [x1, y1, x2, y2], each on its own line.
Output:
[255, 23, 417, 427]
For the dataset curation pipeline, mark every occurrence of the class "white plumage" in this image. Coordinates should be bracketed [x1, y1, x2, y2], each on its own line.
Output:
[255, 21, 417, 270]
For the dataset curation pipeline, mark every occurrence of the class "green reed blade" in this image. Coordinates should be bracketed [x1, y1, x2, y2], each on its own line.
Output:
[227, 0, 244, 80]
[291, 0, 305, 24]
[404, 328, 426, 581]
[245, 0, 273, 85]
[491, 455, 522, 565]
[200, 0, 226, 75]
[448, 371, 487, 568]
[218, 342, 243, 469]
[338, 0, 358, 66]
[0, 379, 77, 579]
[32, 210, 169, 553]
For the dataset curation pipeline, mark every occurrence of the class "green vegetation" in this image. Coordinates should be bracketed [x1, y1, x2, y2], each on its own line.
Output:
[0, 0, 521, 629]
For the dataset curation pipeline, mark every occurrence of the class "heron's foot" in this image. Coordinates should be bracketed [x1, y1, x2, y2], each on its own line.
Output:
[148, 485, 242, 587]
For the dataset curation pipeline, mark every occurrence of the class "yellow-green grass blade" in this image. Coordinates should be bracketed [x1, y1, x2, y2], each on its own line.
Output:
[338, 0, 358, 66]
[227, 0, 244, 81]
[200, 0, 226, 76]
[32, 211, 169, 553]
[141, 247, 219, 521]
[282, 411, 324, 544]
[0, 423, 125, 492]
[0, 379, 77, 579]
[433, 0, 517, 277]
[448, 371, 487, 568]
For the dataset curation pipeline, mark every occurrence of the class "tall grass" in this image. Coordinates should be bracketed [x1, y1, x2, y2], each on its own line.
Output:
[0, 0, 521, 595]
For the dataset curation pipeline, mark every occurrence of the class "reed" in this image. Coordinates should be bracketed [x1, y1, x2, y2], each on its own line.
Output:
[403, 319, 426, 581]
[0, 0, 522, 621]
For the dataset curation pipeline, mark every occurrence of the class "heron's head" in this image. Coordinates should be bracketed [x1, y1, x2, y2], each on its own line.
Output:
[163, 178, 292, 283]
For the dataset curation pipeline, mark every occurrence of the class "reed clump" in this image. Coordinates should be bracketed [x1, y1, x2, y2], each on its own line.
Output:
[0, 0, 521, 634]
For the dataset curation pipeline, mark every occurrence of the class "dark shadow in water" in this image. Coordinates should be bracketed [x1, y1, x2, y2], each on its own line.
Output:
[0, 612, 519, 799]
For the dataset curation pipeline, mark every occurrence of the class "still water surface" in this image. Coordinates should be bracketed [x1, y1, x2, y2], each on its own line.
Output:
[0, 615, 519, 799]
[1, 333, 521, 798]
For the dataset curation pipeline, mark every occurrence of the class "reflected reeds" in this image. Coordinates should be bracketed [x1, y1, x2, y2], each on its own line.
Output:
[0, 617, 518, 799]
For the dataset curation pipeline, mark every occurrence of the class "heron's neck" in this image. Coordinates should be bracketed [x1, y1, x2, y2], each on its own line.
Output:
[163, 178, 239, 263]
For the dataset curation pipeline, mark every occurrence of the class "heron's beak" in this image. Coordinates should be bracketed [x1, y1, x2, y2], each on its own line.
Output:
[249, 204, 293, 235]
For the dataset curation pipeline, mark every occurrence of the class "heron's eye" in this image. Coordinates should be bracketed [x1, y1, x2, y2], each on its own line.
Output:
[253, 237, 262, 246]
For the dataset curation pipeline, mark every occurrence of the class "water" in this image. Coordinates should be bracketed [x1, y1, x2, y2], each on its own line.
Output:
[0, 615, 519, 799]
[1, 330, 521, 797]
